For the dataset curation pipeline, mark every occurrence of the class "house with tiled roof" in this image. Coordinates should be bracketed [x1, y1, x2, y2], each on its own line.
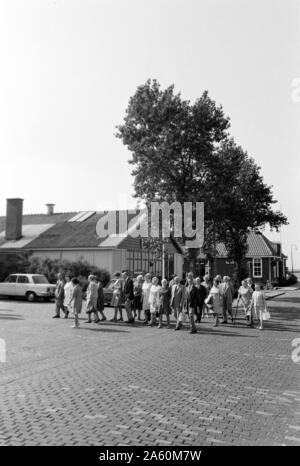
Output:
[197, 230, 287, 284]
[0, 199, 184, 279]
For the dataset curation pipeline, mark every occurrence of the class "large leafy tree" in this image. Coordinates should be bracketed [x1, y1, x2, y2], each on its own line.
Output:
[116, 79, 288, 277]
[116, 79, 230, 204]
[202, 139, 288, 276]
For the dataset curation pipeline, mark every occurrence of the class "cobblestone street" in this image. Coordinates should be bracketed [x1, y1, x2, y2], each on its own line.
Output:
[0, 290, 299, 446]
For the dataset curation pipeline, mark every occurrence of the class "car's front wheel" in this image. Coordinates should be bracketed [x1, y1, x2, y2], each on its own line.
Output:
[26, 291, 36, 302]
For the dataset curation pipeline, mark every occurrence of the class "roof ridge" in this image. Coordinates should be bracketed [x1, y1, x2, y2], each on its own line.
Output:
[258, 231, 277, 254]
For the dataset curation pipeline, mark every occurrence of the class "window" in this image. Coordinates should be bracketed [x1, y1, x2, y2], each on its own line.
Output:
[134, 251, 142, 272]
[126, 251, 134, 274]
[168, 254, 174, 278]
[253, 258, 262, 278]
[5, 275, 17, 283]
[17, 275, 29, 284]
[32, 275, 49, 284]
[142, 251, 149, 273]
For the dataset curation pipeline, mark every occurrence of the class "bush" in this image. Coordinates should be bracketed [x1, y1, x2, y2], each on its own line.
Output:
[0, 253, 30, 282]
[25, 256, 110, 285]
[273, 273, 298, 287]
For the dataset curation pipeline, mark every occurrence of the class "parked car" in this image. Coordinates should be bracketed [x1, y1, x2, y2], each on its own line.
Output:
[103, 279, 117, 306]
[0, 274, 56, 302]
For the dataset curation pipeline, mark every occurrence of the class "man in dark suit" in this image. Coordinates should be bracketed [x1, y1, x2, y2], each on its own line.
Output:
[185, 275, 198, 334]
[122, 271, 134, 323]
[194, 276, 207, 322]
[171, 276, 185, 330]
[219, 276, 234, 323]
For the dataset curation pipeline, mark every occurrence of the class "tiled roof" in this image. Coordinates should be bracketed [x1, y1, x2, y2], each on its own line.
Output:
[198, 231, 282, 259]
[27, 213, 105, 249]
[0, 224, 54, 249]
[0, 210, 152, 250]
[0, 209, 282, 258]
[0, 212, 76, 233]
[246, 231, 276, 257]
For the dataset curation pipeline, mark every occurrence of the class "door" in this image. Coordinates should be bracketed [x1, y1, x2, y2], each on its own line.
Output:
[0, 274, 17, 296]
[16, 275, 30, 297]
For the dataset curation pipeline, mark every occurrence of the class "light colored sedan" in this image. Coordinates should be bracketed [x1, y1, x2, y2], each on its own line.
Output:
[0, 273, 56, 302]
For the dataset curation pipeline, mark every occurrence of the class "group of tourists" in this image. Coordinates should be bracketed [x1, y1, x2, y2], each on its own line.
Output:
[53, 271, 269, 331]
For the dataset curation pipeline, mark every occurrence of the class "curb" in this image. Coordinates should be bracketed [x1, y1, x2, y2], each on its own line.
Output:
[265, 292, 286, 301]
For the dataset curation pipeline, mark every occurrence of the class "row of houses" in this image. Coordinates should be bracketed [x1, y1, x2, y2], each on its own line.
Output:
[0, 198, 287, 283]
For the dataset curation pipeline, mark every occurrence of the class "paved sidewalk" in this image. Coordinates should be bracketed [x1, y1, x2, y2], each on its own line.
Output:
[0, 290, 299, 446]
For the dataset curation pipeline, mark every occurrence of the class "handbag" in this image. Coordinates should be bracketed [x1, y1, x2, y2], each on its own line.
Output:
[262, 309, 271, 321]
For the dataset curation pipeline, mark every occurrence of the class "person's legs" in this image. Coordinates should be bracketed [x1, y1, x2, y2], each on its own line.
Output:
[175, 307, 183, 330]
[166, 312, 170, 328]
[227, 302, 233, 322]
[75, 312, 79, 327]
[197, 305, 202, 323]
[137, 300, 142, 320]
[158, 310, 163, 328]
[222, 298, 228, 323]
[143, 309, 150, 324]
[133, 298, 137, 319]
[85, 309, 92, 323]
[148, 311, 156, 326]
[53, 300, 61, 318]
[99, 309, 106, 320]
[213, 312, 219, 327]
[93, 310, 100, 322]
[189, 308, 197, 333]
[258, 310, 264, 329]
[117, 306, 123, 321]
[125, 299, 134, 322]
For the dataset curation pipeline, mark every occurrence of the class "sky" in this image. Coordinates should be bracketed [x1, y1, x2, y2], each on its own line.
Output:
[0, 0, 299, 267]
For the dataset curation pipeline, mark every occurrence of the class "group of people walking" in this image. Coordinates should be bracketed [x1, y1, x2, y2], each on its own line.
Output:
[53, 271, 269, 331]
[53, 273, 105, 328]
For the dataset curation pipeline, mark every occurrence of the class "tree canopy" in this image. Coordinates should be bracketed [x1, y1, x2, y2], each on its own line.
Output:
[116, 79, 288, 275]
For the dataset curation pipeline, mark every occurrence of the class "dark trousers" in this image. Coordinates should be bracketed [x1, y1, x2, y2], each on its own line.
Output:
[55, 300, 65, 317]
[188, 307, 197, 331]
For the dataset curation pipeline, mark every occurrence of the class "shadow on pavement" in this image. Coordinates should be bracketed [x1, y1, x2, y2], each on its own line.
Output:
[272, 297, 300, 304]
[77, 326, 129, 333]
[0, 313, 24, 320]
[195, 328, 257, 337]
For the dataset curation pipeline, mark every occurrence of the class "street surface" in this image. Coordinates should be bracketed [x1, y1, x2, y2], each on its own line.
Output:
[0, 290, 299, 446]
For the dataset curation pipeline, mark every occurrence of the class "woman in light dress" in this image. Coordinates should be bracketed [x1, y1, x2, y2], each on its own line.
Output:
[63, 275, 73, 318]
[148, 277, 161, 327]
[205, 278, 223, 327]
[85, 275, 100, 323]
[237, 279, 253, 325]
[110, 272, 123, 322]
[249, 283, 268, 330]
[142, 273, 152, 324]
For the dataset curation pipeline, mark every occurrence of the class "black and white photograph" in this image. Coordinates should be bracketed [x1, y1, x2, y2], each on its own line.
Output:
[0, 0, 299, 455]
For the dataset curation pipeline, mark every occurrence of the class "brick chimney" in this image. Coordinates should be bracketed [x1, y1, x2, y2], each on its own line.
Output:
[46, 203, 55, 215]
[5, 198, 23, 241]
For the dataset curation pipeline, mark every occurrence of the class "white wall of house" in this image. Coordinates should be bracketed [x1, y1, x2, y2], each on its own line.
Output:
[31, 249, 113, 273]
[31, 248, 183, 277]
